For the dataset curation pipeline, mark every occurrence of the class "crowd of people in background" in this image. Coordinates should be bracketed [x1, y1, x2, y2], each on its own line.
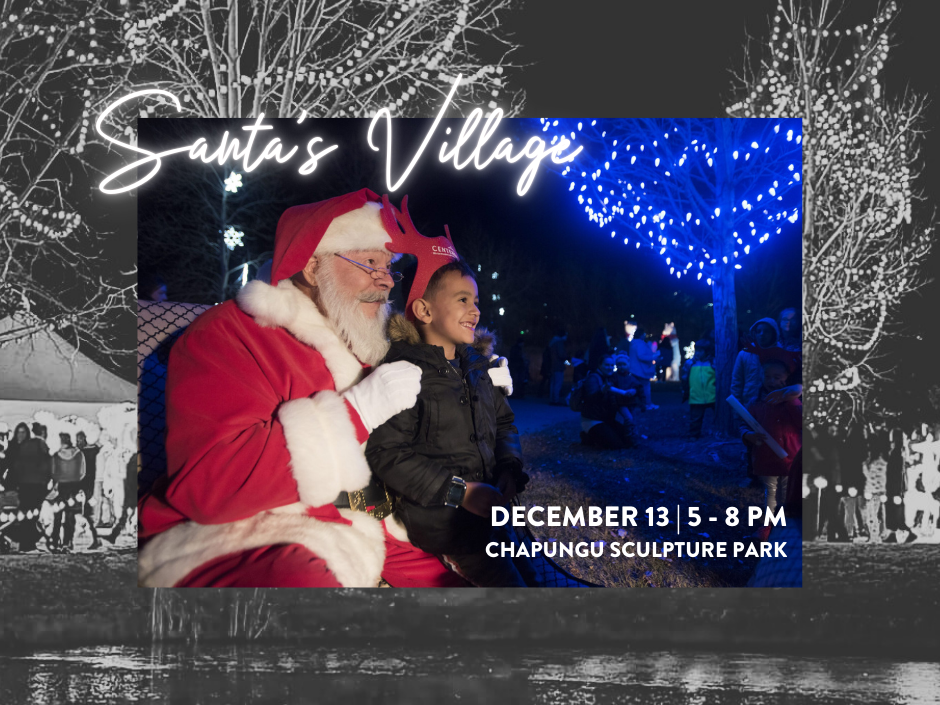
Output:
[142, 259, 810, 549]
[806, 423, 940, 543]
[514, 307, 803, 541]
[142, 269, 936, 548]
[0, 417, 137, 554]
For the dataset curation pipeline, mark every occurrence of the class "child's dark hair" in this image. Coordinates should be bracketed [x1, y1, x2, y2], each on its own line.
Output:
[401, 258, 476, 305]
[694, 339, 714, 359]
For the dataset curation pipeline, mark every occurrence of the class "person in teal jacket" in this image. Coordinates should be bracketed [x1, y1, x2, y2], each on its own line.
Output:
[685, 339, 716, 438]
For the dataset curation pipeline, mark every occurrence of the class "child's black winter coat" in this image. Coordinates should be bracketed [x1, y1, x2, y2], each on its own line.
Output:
[365, 315, 525, 555]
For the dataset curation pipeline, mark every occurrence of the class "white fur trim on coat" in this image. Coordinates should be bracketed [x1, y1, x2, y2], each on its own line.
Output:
[138, 508, 386, 588]
[383, 512, 412, 544]
[279, 390, 372, 507]
[316, 201, 391, 256]
[237, 278, 365, 392]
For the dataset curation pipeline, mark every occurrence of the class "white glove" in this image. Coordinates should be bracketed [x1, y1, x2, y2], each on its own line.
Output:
[342, 360, 422, 433]
[488, 355, 513, 396]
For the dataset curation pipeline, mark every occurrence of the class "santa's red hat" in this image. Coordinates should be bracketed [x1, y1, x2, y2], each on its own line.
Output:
[270, 188, 399, 286]
[379, 194, 460, 321]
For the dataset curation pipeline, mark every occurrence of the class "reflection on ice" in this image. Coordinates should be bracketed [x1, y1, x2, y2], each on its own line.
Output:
[527, 649, 940, 704]
[4, 644, 939, 705]
[891, 661, 940, 705]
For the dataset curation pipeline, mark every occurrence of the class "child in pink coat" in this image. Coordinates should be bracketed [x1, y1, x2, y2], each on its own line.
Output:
[741, 360, 803, 530]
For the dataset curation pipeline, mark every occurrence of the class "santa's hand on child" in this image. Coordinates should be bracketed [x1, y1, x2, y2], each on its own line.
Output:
[341, 360, 422, 433]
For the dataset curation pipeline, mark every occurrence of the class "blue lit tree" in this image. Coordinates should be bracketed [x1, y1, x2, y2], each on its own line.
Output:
[539, 118, 802, 432]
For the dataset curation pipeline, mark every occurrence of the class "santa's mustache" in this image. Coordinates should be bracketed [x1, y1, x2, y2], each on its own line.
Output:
[357, 292, 390, 304]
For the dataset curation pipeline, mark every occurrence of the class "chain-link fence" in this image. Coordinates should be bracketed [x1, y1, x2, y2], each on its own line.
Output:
[138, 300, 211, 497]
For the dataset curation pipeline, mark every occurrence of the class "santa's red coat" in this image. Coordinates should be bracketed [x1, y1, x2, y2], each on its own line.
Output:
[137, 278, 464, 588]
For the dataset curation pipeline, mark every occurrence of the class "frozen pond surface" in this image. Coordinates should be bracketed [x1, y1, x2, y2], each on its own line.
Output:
[2, 644, 938, 704]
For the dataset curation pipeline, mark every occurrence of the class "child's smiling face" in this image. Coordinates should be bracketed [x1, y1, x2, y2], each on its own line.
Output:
[422, 270, 481, 352]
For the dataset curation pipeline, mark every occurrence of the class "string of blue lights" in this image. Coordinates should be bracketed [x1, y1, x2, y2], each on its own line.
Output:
[536, 118, 803, 285]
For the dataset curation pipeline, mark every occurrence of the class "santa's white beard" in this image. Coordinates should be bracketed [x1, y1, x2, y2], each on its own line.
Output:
[316, 258, 391, 366]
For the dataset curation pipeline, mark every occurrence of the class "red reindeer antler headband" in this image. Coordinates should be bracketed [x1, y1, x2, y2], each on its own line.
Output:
[380, 194, 460, 321]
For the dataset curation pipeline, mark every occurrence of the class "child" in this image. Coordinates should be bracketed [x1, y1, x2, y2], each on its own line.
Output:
[740, 359, 802, 539]
[731, 318, 782, 406]
[732, 318, 800, 488]
[580, 353, 639, 449]
[365, 259, 531, 587]
[628, 328, 657, 410]
[861, 448, 888, 543]
[611, 351, 641, 406]
[685, 339, 716, 438]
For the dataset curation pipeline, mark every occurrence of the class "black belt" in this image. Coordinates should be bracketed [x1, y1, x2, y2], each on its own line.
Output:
[333, 476, 395, 520]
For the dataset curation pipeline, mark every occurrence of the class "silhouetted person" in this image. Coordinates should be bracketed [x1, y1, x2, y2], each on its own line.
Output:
[139, 271, 168, 302]
[4, 423, 51, 552]
[51, 432, 85, 552]
[106, 453, 138, 544]
[508, 337, 529, 399]
[76, 431, 102, 550]
[548, 328, 569, 405]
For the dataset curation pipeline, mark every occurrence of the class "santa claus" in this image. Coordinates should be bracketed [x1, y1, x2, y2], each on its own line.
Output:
[138, 189, 493, 587]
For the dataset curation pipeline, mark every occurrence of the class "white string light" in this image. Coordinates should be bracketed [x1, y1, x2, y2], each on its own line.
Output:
[223, 171, 243, 193]
[223, 227, 244, 250]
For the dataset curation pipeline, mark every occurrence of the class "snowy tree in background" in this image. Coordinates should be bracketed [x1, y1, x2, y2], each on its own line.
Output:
[0, 0, 522, 373]
[726, 0, 935, 431]
[540, 118, 803, 433]
[0, 2, 135, 362]
[117, 0, 523, 118]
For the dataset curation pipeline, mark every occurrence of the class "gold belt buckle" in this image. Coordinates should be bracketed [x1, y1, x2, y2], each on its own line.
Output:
[348, 483, 395, 520]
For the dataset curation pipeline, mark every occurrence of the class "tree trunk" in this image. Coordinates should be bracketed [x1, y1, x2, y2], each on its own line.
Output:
[227, 0, 239, 117]
[712, 262, 739, 436]
[802, 115, 816, 427]
[712, 119, 739, 436]
[220, 188, 229, 302]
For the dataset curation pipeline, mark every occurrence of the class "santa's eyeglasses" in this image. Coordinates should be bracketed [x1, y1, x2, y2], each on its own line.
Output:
[334, 253, 403, 282]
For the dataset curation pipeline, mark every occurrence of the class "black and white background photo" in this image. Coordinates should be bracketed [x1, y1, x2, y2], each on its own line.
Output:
[1, 1, 938, 703]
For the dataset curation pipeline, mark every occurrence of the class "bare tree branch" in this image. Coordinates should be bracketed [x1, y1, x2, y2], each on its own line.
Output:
[1, 0, 523, 375]
[725, 0, 936, 432]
